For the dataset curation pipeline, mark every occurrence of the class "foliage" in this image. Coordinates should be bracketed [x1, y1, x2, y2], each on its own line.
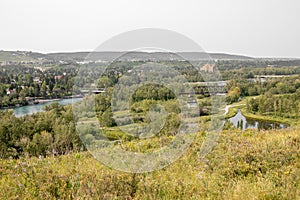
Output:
[0, 65, 78, 107]
[226, 86, 241, 103]
[1, 56, 300, 198]
[247, 92, 300, 119]
[0, 104, 82, 159]
[0, 128, 299, 199]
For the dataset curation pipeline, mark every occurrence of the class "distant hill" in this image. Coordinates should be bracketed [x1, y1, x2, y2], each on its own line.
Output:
[209, 53, 254, 60]
[1, 50, 300, 64]
[0, 50, 254, 63]
[46, 51, 255, 62]
[0, 51, 46, 62]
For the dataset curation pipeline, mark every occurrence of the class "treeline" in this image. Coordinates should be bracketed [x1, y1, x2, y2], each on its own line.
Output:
[219, 60, 300, 80]
[225, 76, 300, 103]
[247, 92, 300, 118]
[74, 61, 207, 89]
[217, 59, 300, 70]
[74, 88, 180, 129]
[0, 103, 82, 159]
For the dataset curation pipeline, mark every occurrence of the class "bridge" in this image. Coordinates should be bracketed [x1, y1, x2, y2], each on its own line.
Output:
[80, 89, 105, 94]
[79, 81, 227, 95]
[188, 81, 227, 95]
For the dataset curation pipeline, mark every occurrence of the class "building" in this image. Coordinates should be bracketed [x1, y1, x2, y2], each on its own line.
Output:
[200, 63, 215, 73]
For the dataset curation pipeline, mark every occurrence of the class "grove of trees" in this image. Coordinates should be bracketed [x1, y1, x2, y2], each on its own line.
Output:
[0, 103, 82, 159]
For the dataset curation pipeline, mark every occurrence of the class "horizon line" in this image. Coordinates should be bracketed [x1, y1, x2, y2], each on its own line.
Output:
[0, 49, 299, 59]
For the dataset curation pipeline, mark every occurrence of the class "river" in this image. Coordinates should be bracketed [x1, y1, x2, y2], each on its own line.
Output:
[229, 109, 288, 130]
[13, 98, 82, 117]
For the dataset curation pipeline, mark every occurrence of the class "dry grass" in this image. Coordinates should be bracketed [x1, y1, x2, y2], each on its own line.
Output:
[0, 127, 299, 199]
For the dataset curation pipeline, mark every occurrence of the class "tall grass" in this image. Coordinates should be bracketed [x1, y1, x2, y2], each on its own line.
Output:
[0, 127, 299, 199]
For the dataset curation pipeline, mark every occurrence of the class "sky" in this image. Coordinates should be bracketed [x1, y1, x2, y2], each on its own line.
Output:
[0, 0, 299, 58]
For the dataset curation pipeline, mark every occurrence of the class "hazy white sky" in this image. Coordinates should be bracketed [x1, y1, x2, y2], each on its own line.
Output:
[0, 0, 299, 57]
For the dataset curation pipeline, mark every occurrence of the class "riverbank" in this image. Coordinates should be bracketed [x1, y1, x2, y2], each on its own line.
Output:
[35, 95, 83, 103]
[240, 107, 299, 126]
[225, 101, 298, 126]
[225, 104, 245, 118]
[12, 97, 83, 117]
[225, 95, 300, 127]
[0, 95, 83, 110]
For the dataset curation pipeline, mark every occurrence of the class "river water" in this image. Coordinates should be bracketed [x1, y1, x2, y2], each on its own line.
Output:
[13, 98, 82, 117]
[10, 100, 290, 130]
[229, 109, 288, 130]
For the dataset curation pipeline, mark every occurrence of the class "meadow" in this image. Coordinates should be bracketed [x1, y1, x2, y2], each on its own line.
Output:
[1, 126, 299, 199]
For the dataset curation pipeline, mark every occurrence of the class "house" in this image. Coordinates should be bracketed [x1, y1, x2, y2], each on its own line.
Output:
[200, 63, 215, 73]
[33, 77, 41, 83]
[6, 88, 15, 95]
[6, 88, 11, 95]
[54, 75, 63, 80]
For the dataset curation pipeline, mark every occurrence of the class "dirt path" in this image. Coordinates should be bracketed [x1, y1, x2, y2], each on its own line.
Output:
[224, 104, 245, 115]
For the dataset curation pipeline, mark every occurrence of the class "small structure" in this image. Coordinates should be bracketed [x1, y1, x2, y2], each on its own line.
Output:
[200, 63, 215, 73]
[33, 77, 41, 83]
[54, 75, 63, 80]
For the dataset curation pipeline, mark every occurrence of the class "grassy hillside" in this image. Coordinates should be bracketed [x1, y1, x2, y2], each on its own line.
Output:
[0, 127, 299, 199]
